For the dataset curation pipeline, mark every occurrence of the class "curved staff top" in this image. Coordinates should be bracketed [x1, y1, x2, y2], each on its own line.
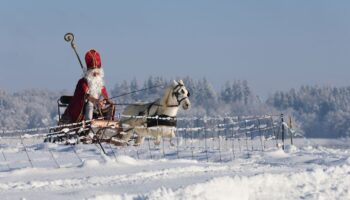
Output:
[64, 32, 85, 71]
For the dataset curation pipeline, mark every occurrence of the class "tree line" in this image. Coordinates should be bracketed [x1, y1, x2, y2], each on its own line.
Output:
[1, 76, 350, 138]
[266, 86, 350, 138]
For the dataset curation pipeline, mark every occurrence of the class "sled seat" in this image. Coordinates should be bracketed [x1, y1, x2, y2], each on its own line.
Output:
[59, 95, 72, 105]
[57, 96, 72, 121]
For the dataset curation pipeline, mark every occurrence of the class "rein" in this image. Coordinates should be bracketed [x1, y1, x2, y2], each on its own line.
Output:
[111, 83, 189, 107]
[109, 84, 164, 100]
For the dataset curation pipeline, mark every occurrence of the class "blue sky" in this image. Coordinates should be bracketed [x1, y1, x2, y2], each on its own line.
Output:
[1, 0, 350, 98]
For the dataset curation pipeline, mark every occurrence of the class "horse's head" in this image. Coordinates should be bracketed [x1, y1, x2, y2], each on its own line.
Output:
[170, 80, 191, 110]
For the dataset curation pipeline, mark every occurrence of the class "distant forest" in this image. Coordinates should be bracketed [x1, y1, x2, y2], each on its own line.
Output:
[1, 76, 350, 138]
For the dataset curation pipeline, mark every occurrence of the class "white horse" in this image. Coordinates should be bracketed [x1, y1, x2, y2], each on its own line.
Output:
[120, 80, 191, 145]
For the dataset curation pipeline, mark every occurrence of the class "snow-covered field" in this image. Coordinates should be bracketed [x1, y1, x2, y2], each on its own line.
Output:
[0, 137, 349, 200]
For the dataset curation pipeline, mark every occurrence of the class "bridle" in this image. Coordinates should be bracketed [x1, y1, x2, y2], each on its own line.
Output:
[170, 83, 191, 107]
[147, 83, 190, 116]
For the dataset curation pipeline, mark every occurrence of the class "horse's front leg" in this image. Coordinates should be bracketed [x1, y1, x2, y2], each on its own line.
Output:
[169, 138, 175, 147]
[169, 129, 176, 147]
[154, 135, 161, 145]
[134, 126, 147, 146]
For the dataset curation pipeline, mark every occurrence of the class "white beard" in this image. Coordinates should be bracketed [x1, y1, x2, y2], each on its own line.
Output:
[84, 68, 105, 98]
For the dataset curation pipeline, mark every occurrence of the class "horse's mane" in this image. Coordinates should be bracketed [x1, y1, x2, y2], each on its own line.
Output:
[160, 85, 173, 107]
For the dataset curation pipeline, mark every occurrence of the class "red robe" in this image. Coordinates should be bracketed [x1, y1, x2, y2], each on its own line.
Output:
[63, 78, 108, 123]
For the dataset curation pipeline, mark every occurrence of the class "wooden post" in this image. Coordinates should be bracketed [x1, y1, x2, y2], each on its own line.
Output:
[281, 114, 285, 150]
[20, 135, 34, 168]
[289, 116, 293, 145]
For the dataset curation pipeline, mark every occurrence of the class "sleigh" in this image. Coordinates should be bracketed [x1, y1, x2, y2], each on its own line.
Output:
[44, 96, 125, 146]
[45, 80, 191, 147]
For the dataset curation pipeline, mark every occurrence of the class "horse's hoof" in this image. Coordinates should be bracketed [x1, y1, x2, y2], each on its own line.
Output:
[110, 138, 127, 146]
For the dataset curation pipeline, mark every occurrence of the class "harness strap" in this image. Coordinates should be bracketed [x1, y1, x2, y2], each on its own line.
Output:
[147, 101, 157, 115]
[147, 114, 177, 127]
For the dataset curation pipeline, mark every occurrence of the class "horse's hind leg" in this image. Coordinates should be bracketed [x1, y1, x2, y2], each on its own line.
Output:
[121, 129, 134, 143]
[154, 135, 161, 145]
[135, 136, 145, 146]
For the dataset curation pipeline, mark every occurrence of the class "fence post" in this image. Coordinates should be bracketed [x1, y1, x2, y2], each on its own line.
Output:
[47, 147, 60, 169]
[147, 137, 153, 159]
[71, 145, 83, 165]
[1, 151, 10, 170]
[281, 114, 285, 150]
[108, 143, 117, 160]
[196, 118, 200, 150]
[236, 118, 242, 154]
[257, 118, 264, 151]
[218, 134, 222, 163]
[211, 118, 215, 150]
[270, 116, 278, 148]
[191, 126, 194, 160]
[241, 116, 250, 158]
[289, 116, 294, 145]
[231, 126, 235, 160]
[136, 145, 140, 160]
[224, 117, 228, 151]
[176, 128, 179, 159]
[20, 134, 34, 168]
[184, 128, 187, 147]
[161, 127, 165, 158]
[204, 118, 209, 162]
